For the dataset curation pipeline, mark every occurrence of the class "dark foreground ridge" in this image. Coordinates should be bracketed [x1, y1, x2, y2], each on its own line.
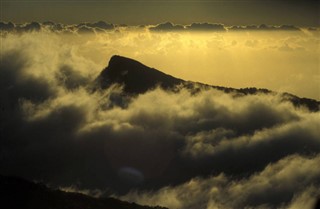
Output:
[96, 55, 320, 111]
[0, 175, 167, 209]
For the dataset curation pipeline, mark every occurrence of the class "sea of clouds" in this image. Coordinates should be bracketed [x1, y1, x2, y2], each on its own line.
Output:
[0, 24, 319, 209]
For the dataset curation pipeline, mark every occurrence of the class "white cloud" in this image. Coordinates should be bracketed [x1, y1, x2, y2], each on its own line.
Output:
[121, 155, 320, 209]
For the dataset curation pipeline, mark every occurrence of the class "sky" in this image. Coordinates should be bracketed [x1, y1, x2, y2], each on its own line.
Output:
[1, 0, 319, 26]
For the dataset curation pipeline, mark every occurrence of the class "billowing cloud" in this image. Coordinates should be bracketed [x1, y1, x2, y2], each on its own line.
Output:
[186, 23, 226, 31]
[1, 21, 308, 35]
[0, 21, 15, 31]
[307, 27, 319, 31]
[149, 22, 226, 32]
[0, 28, 319, 209]
[20, 22, 42, 32]
[120, 154, 320, 209]
[149, 22, 185, 32]
[84, 21, 115, 30]
[0, 22, 42, 33]
[76, 21, 115, 34]
[42, 21, 65, 32]
[0, 21, 115, 34]
[76, 25, 96, 34]
[229, 24, 301, 31]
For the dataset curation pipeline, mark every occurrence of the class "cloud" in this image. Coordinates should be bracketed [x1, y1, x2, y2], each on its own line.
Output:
[0, 51, 56, 105]
[0, 21, 115, 34]
[13, 22, 42, 33]
[229, 24, 301, 31]
[42, 21, 65, 31]
[245, 39, 259, 47]
[1, 21, 305, 35]
[307, 27, 319, 32]
[21, 22, 42, 32]
[283, 186, 319, 209]
[120, 155, 320, 209]
[88, 21, 115, 30]
[55, 65, 91, 90]
[149, 22, 226, 32]
[76, 21, 115, 34]
[0, 29, 319, 209]
[149, 22, 185, 32]
[0, 21, 15, 31]
[186, 23, 226, 31]
[76, 25, 96, 34]
[278, 25, 301, 31]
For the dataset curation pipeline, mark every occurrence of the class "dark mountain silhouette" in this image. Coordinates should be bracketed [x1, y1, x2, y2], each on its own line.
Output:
[96, 55, 319, 111]
[0, 175, 167, 209]
[97, 55, 184, 94]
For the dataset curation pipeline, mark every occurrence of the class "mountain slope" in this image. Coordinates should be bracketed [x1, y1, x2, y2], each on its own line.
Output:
[95, 55, 319, 111]
[97, 55, 184, 94]
[0, 175, 167, 209]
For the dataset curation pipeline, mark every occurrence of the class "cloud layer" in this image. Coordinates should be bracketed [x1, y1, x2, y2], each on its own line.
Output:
[121, 154, 320, 209]
[0, 29, 319, 209]
[1, 21, 315, 34]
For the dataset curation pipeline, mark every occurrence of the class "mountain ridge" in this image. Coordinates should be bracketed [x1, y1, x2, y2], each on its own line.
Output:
[97, 55, 184, 94]
[0, 175, 167, 209]
[95, 55, 319, 111]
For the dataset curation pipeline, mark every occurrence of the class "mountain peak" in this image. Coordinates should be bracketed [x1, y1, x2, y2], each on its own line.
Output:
[108, 55, 145, 70]
[97, 55, 183, 94]
[95, 55, 319, 111]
